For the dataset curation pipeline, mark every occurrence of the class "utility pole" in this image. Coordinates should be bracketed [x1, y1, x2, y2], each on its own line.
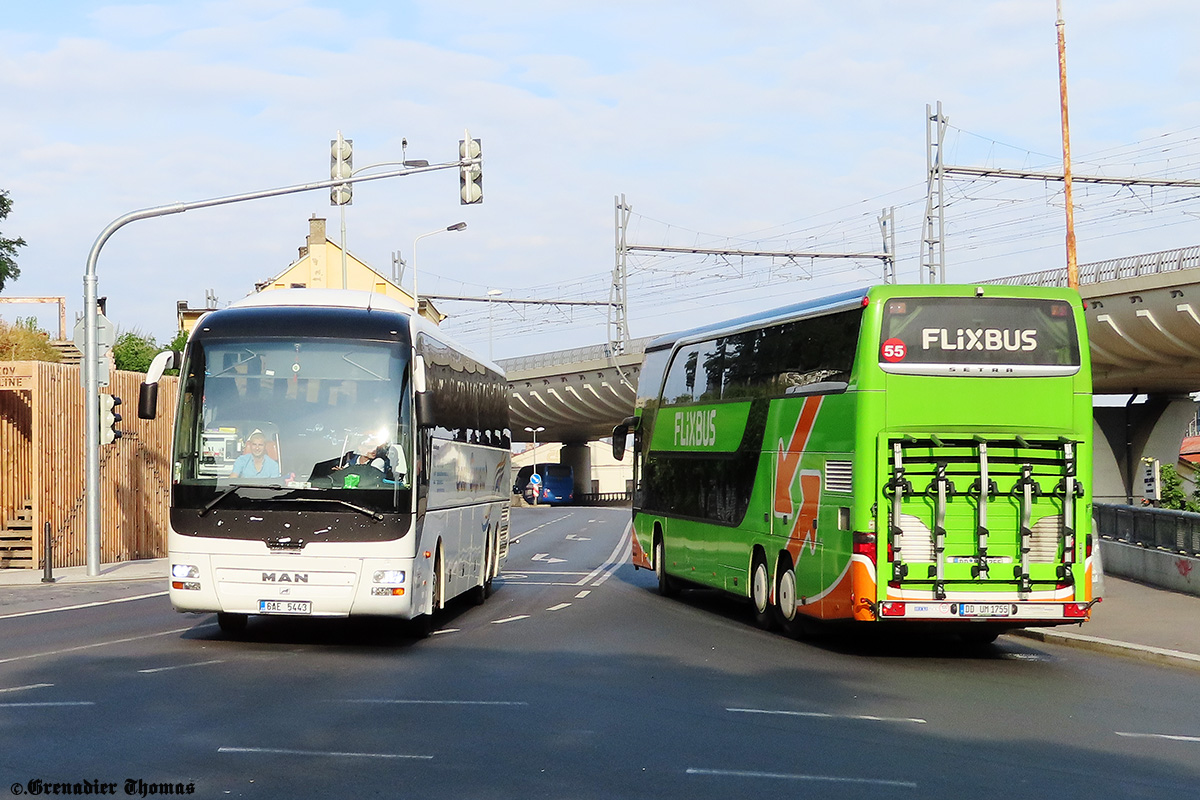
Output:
[1056, 0, 1079, 289]
[878, 206, 897, 283]
[922, 102, 947, 284]
[611, 195, 632, 355]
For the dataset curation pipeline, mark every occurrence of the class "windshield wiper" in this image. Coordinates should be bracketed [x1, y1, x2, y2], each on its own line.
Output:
[283, 497, 385, 521]
[198, 483, 285, 517]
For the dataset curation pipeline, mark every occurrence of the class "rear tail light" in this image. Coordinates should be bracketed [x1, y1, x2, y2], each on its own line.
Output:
[852, 531, 877, 561]
[1064, 602, 1089, 618]
[879, 601, 905, 617]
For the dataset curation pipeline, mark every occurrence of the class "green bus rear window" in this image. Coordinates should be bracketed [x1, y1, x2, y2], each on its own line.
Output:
[879, 297, 1080, 375]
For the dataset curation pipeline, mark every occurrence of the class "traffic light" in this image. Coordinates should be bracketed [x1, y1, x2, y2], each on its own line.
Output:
[99, 394, 123, 445]
[330, 131, 353, 206]
[459, 135, 482, 205]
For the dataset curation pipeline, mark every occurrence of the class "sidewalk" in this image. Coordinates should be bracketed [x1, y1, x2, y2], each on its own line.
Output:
[0, 558, 167, 587]
[1012, 576, 1200, 670]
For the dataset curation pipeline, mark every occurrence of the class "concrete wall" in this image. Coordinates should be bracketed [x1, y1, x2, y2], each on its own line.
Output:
[1100, 539, 1200, 598]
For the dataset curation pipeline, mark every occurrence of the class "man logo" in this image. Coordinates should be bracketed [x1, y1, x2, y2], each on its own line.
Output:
[262, 572, 309, 583]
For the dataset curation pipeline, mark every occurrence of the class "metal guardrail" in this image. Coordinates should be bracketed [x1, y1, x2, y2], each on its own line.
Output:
[575, 492, 632, 506]
[985, 244, 1200, 288]
[1094, 502, 1200, 559]
[496, 337, 653, 373]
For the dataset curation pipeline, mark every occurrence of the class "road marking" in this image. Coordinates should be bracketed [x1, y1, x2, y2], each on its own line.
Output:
[1117, 731, 1200, 743]
[138, 659, 226, 674]
[431, 628, 459, 636]
[490, 615, 530, 625]
[686, 768, 917, 788]
[546, 603, 571, 612]
[565, 534, 591, 541]
[531, 553, 567, 564]
[0, 624, 211, 666]
[0, 591, 168, 620]
[219, 746, 432, 760]
[727, 708, 927, 725]
[0, 701, 95, 708]
[343, 700, 528, 706]
[503, 571, 590, 576]
[579, 522, 631, 587]
[0, 683, 53, 694]
[495, 581, 591, 587]
[575, 590, 591, 599]
[508, 514, 573, 544]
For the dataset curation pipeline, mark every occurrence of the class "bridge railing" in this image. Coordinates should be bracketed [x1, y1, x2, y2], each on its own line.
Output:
[986, 244, 1200, 288]
[497, 337, 653, 373]
[1094, 502, 1200, 559]
[575, 492, 632, 507]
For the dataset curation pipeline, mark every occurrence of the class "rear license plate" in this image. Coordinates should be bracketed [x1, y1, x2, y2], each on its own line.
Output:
[258, 600, 312, 615]
[958, 603, 1011, 617]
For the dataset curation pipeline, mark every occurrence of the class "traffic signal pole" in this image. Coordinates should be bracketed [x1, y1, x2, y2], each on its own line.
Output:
[81, 157, 477, 575]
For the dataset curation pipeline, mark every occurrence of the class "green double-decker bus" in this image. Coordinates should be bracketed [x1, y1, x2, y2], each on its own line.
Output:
[613, 284, 1098, 641]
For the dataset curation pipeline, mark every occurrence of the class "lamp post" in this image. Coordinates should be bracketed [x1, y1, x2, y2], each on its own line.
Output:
[487, 288, 503, 359]
[524, 426, 545, 506]
[411, 222, 467, 321]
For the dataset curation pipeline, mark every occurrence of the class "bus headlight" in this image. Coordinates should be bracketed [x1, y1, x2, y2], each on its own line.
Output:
[372, 570, 406, 585]
[171, 564, 199, 579]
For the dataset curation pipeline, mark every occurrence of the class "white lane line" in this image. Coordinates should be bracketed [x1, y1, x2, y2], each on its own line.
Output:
[0, 683, 53, 694]
[508, 514, 574, 544]
[504, 571, 591, 576]
[343, 700, 528, 706]
[219, 746, 432, 760]
[0, 592, 168, 620]
[0, 702, 95, 708]
[1117, 731, 1200, 743]
[493, 582, 585, 587]
[431, 628, 459, 636]
[546, 603, 571, 612]
[490, 615, 530, 625]
[575, 590, 590, 598]
[686, 768, 917, 788]
[728, 708, 927, 725]
[138, 659, 226, 674]
[578, 521, 632, 587]
[0, 624, 212, 666]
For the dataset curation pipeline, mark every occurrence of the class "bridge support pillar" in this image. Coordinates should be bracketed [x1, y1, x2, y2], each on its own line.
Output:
[1093, 394, 1197, 504]
[559, 442, 592, 499]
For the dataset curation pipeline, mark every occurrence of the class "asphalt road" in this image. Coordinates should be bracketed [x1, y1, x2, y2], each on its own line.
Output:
[2, 506, 1199, 799]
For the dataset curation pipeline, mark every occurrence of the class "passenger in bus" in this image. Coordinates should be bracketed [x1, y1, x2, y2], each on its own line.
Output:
[339, 433, 393, 476]
[230, 431, 281, 479]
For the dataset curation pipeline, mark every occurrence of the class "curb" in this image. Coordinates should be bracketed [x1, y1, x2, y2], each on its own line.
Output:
[1012, 628, 1200, 672]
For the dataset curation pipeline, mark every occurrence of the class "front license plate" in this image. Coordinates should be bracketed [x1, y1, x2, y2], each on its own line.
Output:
[258, 600, 312, 615]
[958, 603, 1011, 618]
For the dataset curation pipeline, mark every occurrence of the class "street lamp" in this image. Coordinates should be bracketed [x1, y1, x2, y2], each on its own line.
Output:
[487, 288, 503, 359]
[411, 222, 467, 321]
[524, 426, 545, 506]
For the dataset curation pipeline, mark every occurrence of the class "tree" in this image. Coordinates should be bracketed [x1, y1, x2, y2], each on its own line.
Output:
[0, 189, 26, 293]
[112, 329, 161, 373]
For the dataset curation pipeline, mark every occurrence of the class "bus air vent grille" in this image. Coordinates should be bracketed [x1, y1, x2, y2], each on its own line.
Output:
[824, 461, 853, 494]
[1030, 515, 1062, 563]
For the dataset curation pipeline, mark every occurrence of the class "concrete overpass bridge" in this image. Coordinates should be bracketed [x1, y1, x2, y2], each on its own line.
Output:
[499, 244, 1200, 504]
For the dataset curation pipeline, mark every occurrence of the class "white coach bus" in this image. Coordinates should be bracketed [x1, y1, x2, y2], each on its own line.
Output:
[139, 289, 510, 636]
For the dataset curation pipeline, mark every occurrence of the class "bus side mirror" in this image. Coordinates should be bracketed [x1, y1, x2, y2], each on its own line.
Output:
[137, 350, 180, 420]
[612, 416, 636, 461]
[415, 391, 436, 428]
[138, 383, 159, 420]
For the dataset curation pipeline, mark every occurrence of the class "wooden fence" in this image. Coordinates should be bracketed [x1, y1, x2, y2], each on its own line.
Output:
[0, 361, 177, 569]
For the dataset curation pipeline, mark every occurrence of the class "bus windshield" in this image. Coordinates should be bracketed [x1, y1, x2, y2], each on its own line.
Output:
[879, 296, 1080, 376]
[172, 336, 412, 513]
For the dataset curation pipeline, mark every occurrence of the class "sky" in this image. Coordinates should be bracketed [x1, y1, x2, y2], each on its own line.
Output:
[2, 1, 1200, 361]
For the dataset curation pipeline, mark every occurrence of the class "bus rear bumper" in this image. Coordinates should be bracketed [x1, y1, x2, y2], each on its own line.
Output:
[873, 599, 1096, 624]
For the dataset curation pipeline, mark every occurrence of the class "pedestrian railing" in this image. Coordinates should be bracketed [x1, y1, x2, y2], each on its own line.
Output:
[1094, 502, 1200, 559]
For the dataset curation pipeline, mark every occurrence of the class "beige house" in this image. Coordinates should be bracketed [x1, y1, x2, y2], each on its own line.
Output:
[178, 216, 442, 333]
